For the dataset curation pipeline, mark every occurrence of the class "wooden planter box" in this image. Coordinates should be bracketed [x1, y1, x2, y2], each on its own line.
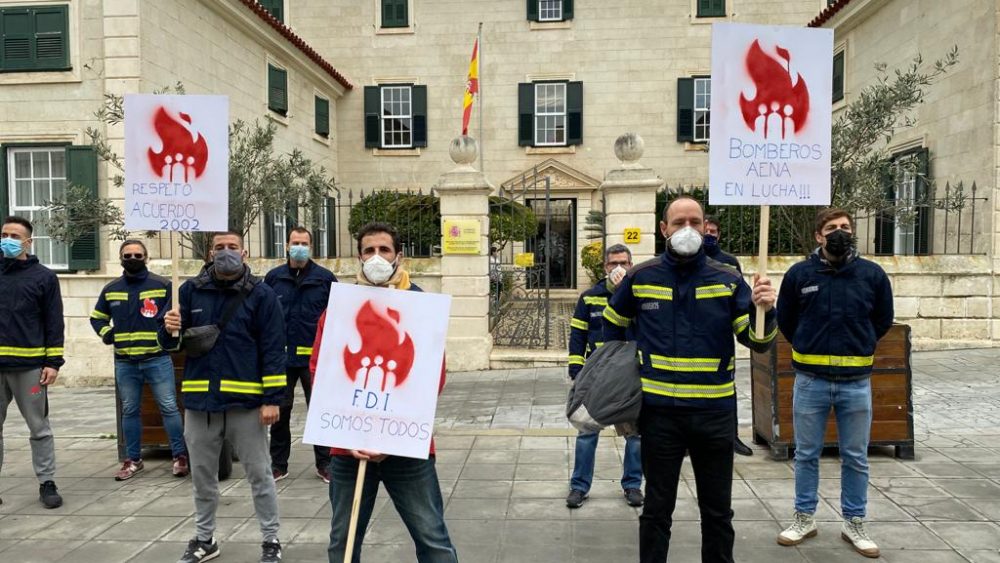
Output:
[750, 324, 914, 461]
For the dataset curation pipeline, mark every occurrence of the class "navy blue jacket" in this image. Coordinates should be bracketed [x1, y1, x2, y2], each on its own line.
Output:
[90, 269, 171, 361]
[158, 265, 287, 412]
[604, 250, 776, 410]
[777, 250, 894, 380]
[264, 260, 337, 368]
[0, 256, 64, 370]
[705, 245, 742, 273]
[568, 278, 634, 378]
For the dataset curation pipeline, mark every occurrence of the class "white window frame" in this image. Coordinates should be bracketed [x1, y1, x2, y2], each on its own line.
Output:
[270, 211, 287, 258]
[534, 82, 567, 147]
[893, 160, 917, 255]
[693, 77, 711, 143]
[315, 198, 330, 258]
[6, 146, 69, 269]
[538, 0, 563, 22]
[380, 85, 413, 149]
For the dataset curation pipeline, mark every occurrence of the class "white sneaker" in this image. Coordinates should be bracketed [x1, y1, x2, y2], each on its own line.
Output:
[841, 516, 880, 558]
[777, 511, 817, 546]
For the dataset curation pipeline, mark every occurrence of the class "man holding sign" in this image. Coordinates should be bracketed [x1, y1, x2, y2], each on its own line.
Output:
[603, 197, 777, 563]
[160, 231, 287, 563]
[306, 222, 457, 563]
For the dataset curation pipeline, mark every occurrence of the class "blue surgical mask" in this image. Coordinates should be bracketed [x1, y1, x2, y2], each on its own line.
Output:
[288, 245, 310, 262]
[1, 237, 23, 258]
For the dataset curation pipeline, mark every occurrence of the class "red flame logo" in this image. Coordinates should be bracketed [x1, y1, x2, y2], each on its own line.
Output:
[343, 301, 415, 392]
[147, 106, 209, 182]
[738, 40, 810, 139]
[139, 297, 158, 318]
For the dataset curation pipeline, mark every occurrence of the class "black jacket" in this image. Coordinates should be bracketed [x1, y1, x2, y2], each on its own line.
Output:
[264, 260, 337, 368]
[0, 256, 64, 370]
[90, 268, 171, 361]
[777, 250, 894, 380]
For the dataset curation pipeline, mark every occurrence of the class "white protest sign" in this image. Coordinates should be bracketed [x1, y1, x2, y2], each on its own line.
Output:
[304, 283, 452, 459]
[124, 94, 229, 231]
[709, 23, 833, 206]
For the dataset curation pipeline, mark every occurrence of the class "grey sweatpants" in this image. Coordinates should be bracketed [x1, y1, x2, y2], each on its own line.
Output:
[0, 368, 56, 482]
[185, 408, 280, 542]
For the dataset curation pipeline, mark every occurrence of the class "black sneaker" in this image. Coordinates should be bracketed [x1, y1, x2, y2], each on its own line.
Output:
[735, 437, 754, 457]
[178, 537, 220, 563]
[566, 489, 588, 509]
[39, 480, 62, 509]
[260, 539, 282, 563]
[624, 488, 645, 507]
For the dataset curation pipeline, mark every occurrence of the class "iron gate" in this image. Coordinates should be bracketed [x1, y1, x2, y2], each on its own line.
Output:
[489, 168, 556, 348]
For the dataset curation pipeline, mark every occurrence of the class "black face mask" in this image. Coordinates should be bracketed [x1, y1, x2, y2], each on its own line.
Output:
[824, 229, 854, 258]
[121, 258, 147, 275]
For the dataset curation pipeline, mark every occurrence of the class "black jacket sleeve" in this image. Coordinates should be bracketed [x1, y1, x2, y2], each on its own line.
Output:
[776, 265, 799, 343]
[42, 272, 65, 370]
[871, 269, 894, 340]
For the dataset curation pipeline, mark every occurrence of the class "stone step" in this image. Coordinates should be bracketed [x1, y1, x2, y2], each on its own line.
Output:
[489, 347, 566, 369]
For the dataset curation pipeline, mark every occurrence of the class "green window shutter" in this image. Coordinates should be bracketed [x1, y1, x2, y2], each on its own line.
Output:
[364, 86, 380, 148]
[697, 0, 726, 17]
[65, 146, 100, 271]
[263, 213, 276, 258]
[832, 50, 845, 103]
[563, 0, 574, 20]
[526, 0, 539, 21]
[286, 201, 299, 230]
[258, 0, 283, 23]
[874, 162, 895, 255]
[32, 5, 68, 70]
[325, 198, 336, 258]
[268, 64, 288, 115]
[315, 96, 330, 137]
[566, 81, 583, 146]
[914, 148, 931, 255]
[518, 83, 534, 147]
[1, 8, 35, 71]
[0, 146, 9, 216]
[677, 78, 694, 142]
[412, 85, 427, 148]
[381, 0, 407, 28]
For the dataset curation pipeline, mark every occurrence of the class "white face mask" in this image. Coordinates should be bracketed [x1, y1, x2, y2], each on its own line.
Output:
[362, 254, 397, 285]
[607, 265, 627, 289]
[669, 226, 703, 256]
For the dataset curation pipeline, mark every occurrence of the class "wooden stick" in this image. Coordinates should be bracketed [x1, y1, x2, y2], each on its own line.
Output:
[343, 458, 368, 563]
[755, 205, 770, 338]
[170, 231, 180, 337]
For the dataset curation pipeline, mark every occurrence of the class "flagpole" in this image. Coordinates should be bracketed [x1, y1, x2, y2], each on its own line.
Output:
[477, 21, 483, 174]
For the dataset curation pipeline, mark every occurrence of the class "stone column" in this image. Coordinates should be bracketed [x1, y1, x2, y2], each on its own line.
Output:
[435, 136, 493, 371]
[599, 133, 664, 264]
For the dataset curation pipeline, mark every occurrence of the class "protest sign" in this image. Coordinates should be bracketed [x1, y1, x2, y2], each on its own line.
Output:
[709, 23, 833, 206]
[123, 94, 229, 232]
[304, 283, 452, 460]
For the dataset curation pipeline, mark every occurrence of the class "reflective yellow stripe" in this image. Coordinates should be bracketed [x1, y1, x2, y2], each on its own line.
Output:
[792, 350, 874, 368]
[115, 331, 159, 342]
[139, 289, 167, 299]
[115, 346, 162, 355]
[727, 358, 735, 370]
[295, 346, 314, 356]
[105, 292, 129, 301]
[695, 284, 734, 299]
[46, 347, 63, 356]
[568, 354, 585, 366]
[182, 380, 210, 392]
[602, 305, 631, 327]
[262, 374, 287, 388]
[594, 341, 604, 347]
[633, 284, 673, 300]
[0, 346, 45, 357]
[220, 379, 264, 395]
[90, 310, 111, 320]
[732, 314, 750, 335]
[583, 296, 608, 306]
[648, 354, 721, 372]
[750, 326, 778, 344]
[99, 326, 112, 337]
[570, 318, 588, 331]
[641, 378, 735, 399]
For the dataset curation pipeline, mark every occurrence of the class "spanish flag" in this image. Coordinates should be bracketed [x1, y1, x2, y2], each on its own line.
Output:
[462, 38, 479, 135]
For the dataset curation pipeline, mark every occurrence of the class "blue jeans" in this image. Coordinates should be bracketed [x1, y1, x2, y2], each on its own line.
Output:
[116, 356, 186, 460]
[792, 372, 873, 518]
[571, 432, 642, 493]
[328, 455, 458, 563]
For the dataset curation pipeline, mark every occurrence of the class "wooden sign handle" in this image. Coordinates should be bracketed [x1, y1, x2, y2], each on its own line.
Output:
[170, 231, 180, 337]
[755, 205, 770, 337]
[343, 458, 368, 563]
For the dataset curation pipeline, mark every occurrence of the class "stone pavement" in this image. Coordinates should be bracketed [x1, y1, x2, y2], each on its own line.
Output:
[2, 348, 1000, 562]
